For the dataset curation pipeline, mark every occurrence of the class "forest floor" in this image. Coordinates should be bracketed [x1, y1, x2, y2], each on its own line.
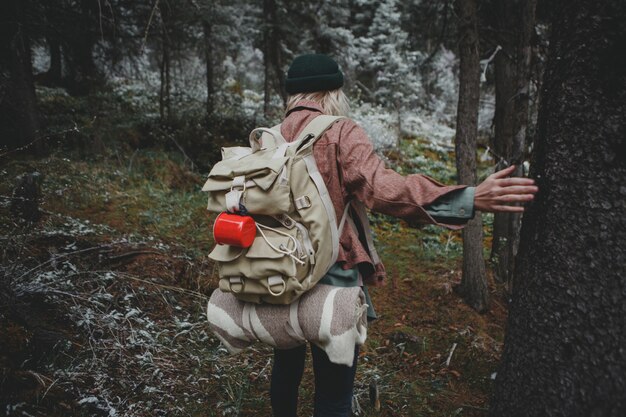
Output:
[1, 91, 508, 417]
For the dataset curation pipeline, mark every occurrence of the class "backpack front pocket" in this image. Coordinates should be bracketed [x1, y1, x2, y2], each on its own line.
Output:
[209, 233, 300, 280]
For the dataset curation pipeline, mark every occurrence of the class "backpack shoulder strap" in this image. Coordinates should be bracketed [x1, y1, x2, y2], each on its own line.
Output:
[289, 115, 345, 271]
[349, 201, 381, 264]
[293, 115, 345, 154]
[295, 115, 381, 268]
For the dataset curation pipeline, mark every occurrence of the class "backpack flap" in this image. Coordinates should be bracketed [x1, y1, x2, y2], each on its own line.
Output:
[221, 146, 252, 160]
[207, 244, 245, 262]
[202, 152, 292, 215]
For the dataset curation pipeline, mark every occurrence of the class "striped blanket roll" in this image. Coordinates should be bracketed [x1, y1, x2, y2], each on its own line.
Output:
[206, 284, 368, 366]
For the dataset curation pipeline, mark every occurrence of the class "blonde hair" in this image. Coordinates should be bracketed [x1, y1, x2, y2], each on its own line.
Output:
[285, 88, 350, 117]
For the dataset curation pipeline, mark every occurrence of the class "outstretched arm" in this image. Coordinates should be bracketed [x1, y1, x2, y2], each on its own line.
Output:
[474, 165, 538, 213]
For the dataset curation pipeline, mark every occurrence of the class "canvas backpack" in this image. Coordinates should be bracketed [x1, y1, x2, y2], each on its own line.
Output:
[202, 115, 357, 304]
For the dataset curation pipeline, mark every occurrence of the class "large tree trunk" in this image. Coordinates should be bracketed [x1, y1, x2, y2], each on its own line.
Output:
[0, 0, 40, 152]
[489, 1, 626, 415]
[453, 0, 488, 312]
[490, 0, 537, 289]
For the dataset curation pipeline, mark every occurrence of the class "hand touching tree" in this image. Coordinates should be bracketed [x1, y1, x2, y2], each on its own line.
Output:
[474, 165, 538, 213]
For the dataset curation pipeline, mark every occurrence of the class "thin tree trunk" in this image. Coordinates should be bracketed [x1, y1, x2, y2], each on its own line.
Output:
[203, 19, 214, 118]
[272, 42, 287, 107]
[65, 0, 98, 94]
[489, 1, 626, 415]
[159, 45, 166, 121]
[453, 0, 488, 312]
[263, 0, 286, 115]
[490, 5, 516, 283]
[263, 0, 275, 117]
[47, 36, 63, 85]
[159, 22, 171, 122]
[165, 44, 171, 120]
[0, 0, 40, 152]
[491, 0, 537, 289]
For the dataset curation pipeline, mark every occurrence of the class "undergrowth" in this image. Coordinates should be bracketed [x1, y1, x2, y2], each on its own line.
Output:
[1, 88, 506, 417]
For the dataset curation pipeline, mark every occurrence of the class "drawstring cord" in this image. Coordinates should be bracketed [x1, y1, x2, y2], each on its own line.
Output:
[256, 223, 306, 265]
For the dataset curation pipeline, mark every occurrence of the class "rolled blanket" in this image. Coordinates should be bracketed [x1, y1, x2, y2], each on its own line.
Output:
[207, 284, 368, 366]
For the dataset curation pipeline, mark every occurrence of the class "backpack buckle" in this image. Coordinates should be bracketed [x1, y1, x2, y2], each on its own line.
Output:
[226, 176, 247, 213]
[229, 277, 245, 293]
[230, 175, 246, 192]
[267, 276, 286, 297]
[294, 196, 311, 209]
[274, 214, 296, 229]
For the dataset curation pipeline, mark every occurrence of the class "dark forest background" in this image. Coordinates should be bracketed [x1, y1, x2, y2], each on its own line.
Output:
[1, 1, 624, 416]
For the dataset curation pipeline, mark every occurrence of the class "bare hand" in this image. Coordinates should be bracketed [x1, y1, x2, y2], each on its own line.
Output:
[474, 165, 538, 213]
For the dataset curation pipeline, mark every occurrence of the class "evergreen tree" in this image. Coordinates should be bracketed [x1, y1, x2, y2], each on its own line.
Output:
[365, 0, 423, 112]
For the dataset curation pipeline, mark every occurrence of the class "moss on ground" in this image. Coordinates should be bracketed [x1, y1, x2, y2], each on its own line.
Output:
[1, 90, 507, 416]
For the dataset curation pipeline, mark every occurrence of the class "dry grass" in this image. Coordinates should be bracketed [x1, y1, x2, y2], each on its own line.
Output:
[1, 141, 506, 416]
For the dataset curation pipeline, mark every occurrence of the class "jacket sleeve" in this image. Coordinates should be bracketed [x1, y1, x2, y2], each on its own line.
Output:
[337, 120, 471, 228]
[426, 187, 475, 224]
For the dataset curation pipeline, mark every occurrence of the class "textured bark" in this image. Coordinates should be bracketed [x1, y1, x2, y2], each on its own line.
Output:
[489, 1, 626, 415]
[0, 0, 40, 151]
[454, 0, 489, 312]
[491, 0, 537, 288]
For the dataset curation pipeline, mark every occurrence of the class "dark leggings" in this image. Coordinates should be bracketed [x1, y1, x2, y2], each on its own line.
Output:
[270, 343, 358, 417]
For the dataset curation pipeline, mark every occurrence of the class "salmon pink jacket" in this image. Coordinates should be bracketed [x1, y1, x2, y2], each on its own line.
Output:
[280, 100, 468, 287]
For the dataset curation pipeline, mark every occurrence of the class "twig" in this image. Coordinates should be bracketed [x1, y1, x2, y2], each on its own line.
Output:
[171, 322, 205, 342]
[115, 272, 209, 301]
[484, 146, 510, 168]
[168, 135, 196, 171]
[97, 0, 104, 43]
[128, 148, 139, 173]
[355, 80, 376, 101]
[445, 342, 457, 367]
[16, 245, 113, 281]
[104, 250, 164, 263]
[460, 404, 489, 412]
[0, 124, 81, 159]
[480, 45, 502, 82]
[141, 0, 160, 53]
[41, 378, 59, 400]
[444, 232, 453, 252]
[255, 357, 272, 381]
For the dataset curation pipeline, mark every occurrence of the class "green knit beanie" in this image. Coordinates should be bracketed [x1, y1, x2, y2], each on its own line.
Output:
[285, 54, 344, 94]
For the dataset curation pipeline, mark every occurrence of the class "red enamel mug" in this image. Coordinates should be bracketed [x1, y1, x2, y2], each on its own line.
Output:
[213, 212, 256, 248]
